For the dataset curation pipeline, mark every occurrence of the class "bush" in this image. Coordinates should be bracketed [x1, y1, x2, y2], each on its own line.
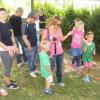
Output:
[88, 7, 100, 54]
[61, 7, 91, 48]
[34, 3, 64, 18]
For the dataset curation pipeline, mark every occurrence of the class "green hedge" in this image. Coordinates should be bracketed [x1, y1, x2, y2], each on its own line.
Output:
[35, 4, 100, 54]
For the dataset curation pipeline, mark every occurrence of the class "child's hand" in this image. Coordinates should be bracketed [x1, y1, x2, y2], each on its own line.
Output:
[93, 51, 96, 55]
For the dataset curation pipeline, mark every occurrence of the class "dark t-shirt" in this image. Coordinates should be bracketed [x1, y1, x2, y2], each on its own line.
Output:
[0, 22, 13, 46]
[39, 15, 46, 29]
[9, 15, 22, 37]
[21, 23, 37, 47]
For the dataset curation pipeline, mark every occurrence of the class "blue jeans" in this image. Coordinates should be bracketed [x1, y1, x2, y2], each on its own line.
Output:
[15, 36, 27, 63]
[52, 53, 64, 83]
[24, 46, 38, 72]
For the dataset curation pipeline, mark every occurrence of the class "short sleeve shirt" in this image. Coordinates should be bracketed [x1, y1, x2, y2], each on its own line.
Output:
[82, 42, 96, 63]
[0, 22, 13, 46]
[21, 23, 37, 47]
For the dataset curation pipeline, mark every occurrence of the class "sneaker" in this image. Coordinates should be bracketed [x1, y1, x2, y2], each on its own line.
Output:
[30, 72, 37, 77]
[0, 89, 8, 96]
[44, 89, 52, 95]
[7, 83, 19, 89]
[34, 69, 41, 75]
[82, 76, 91, 83]
[51, 82, 55, 86]
[17, 63, 23, 67]
[10, 80, 17, 85]
[59, 82, 65, 87]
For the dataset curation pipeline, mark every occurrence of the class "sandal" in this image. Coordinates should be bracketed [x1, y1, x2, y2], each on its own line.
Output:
[0, 89, 8, 96]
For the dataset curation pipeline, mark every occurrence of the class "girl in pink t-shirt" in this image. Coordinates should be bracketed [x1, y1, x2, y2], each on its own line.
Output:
[66, 20, 85, 68]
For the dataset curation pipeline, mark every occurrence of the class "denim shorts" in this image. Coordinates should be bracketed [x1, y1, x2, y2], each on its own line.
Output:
[70, 48, 82, 56]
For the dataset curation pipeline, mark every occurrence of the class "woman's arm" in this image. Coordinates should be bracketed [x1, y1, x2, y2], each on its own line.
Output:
[0, 42, 8, 50]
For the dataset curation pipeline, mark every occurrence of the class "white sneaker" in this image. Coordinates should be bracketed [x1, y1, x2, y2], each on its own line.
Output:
[59, 82, 65, 87]
[30, 72, 37, 77]
[82, 76, 91, 83]
[34, 69, 41, 74]
[17, 63, 23, 67]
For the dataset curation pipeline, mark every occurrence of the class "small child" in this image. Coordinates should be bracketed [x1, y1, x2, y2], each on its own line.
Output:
[82, 32, 96, 83]
[39, 39, 53, 95]
[66, 19, 84, 69]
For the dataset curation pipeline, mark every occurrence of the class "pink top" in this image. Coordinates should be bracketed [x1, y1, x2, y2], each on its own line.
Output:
[42, 28, 63, 56]
[71, 27, 84, 48]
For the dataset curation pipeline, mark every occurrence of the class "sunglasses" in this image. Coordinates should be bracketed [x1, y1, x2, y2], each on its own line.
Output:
[57, 24, 61, 26]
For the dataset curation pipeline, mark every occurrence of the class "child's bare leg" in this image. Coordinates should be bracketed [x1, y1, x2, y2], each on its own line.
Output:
[45, 79, 51, 90]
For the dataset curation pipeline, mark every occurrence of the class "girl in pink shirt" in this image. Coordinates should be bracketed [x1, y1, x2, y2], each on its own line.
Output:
[66, 20, 85, 68]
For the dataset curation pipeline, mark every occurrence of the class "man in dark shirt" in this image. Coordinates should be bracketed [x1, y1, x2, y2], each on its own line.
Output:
[9, 7, 27, 67]
[22, 11, 40, 77]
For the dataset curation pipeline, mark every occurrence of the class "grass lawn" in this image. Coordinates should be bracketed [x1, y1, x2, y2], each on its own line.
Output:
[0, 53, 100, 100]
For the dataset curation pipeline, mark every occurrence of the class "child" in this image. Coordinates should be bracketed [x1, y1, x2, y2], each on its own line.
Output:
[66, 20, 85, 69]
[39, 39, 53, 95]
[22, 11, 40, 77]
[82, 32, 96, 82]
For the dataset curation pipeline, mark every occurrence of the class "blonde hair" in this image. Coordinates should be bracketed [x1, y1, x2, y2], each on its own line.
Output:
[46, 16, 61, 28]
[75, 20, 84, 28]
[40, 39, 50, 51]
[74, 18, 81, 22]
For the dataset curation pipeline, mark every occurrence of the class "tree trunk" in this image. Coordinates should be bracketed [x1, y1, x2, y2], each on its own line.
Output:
[31, 0, 34, 11]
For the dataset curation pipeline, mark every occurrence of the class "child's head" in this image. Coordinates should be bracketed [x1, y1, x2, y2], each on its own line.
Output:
[41, 39, 50, 52]
[75, 20, 84, 30]
[0, 8, 7, 22]
[74, 18, 81, 25]
[86, 32, 94, 42]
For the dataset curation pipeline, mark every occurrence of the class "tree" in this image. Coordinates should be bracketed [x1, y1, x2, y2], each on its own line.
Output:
[0, 0, 3, 6]
[31, 0, 34, 11]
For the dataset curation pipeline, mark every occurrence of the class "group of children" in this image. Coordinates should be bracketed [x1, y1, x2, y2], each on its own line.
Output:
[0, 7, 96, 96]
[67, 18, 96, 83]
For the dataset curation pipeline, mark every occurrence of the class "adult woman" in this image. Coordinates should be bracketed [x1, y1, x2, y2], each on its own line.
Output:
[42, 16, 68, 86]
[0, 8, 19, 89]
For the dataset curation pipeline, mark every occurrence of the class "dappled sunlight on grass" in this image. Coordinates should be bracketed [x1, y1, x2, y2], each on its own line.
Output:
[0, 53, 100, 100]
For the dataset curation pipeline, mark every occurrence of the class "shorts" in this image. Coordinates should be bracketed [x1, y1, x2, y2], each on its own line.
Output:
[84, 62, 93, 68]
[46, 75, 53, 83]
[70, 48, 82, 56]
